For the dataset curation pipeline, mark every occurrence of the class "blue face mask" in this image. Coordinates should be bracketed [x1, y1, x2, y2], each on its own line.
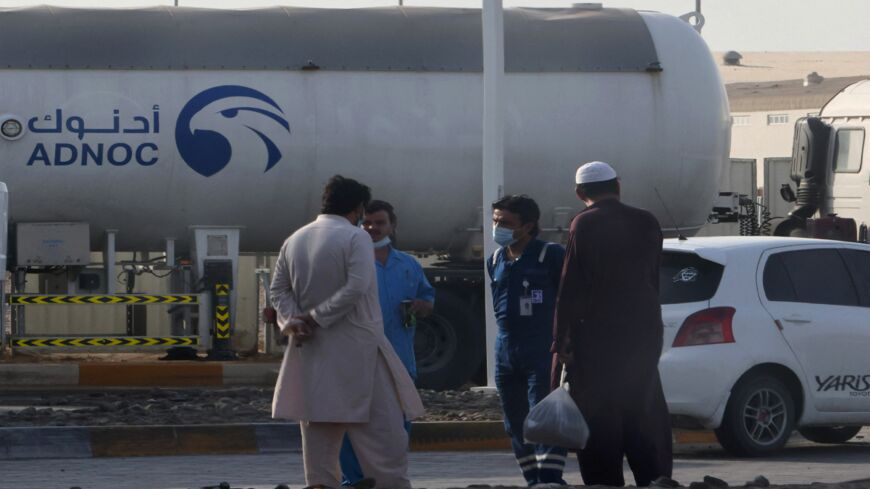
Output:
[373, 236, 391, 249]
[493, 226, 517, 247]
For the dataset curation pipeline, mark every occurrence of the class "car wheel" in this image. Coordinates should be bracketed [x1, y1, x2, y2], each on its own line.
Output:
[715, 375, 796, 457]
[798, 426, 862, 444]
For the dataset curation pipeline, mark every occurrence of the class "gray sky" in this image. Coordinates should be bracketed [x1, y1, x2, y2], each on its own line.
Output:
[0, 0, 868, 52]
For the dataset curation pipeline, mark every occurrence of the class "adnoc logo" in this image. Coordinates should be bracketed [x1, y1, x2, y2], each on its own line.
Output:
[175, 85, 290, 177]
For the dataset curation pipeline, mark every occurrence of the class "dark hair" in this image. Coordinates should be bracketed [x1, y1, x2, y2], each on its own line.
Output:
[577, 178, 619, 199]
[366, 200, 397, 226]
[321, 175, 371, 215]
[491, 194, 541, 237]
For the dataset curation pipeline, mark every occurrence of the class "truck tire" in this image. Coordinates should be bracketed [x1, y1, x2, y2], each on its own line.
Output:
[798, 426, 862, 444]
[414, 288, 484, 390]
[714, 375, 796, 457]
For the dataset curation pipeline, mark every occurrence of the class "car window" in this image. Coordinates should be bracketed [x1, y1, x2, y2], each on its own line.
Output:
[832, 128, 864, 173]
[774, 249, 859, 306]
[839, 249, 870, 307]
[762, 253, 797, 302]
[660, 252, 724, 304]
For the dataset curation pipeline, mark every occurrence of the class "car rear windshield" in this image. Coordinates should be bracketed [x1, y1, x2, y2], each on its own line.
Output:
[660, 251, 725, 304]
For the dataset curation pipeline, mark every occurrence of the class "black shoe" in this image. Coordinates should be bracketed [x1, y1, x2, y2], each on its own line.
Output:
[651, 476, 682, 488]
[353, 478, 376, 489]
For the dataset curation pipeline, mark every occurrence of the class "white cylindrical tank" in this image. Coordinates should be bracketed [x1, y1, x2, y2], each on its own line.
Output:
[0, 6, 730, 252]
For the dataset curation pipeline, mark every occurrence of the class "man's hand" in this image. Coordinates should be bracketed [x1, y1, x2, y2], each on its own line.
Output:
[286, 321, 313, 347]
[409, 299, 434, 318]
[296, 313, 320, 329]
[286, 314, 319, 347]
[556, 339, 574, 366]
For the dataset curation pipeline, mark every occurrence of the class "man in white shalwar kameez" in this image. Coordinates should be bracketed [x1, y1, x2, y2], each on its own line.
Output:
[270, 175, 425, 489]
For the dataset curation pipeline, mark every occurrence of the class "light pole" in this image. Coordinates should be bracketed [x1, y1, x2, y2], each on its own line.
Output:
[481, 0, 504, 388]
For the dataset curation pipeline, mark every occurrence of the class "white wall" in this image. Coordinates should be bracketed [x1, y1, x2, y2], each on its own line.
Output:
[729, 108, 816, 191]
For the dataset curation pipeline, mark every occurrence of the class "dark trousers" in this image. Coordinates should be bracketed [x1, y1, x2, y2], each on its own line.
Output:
[496, 336, 568, 486]
[576, 375, 673, 487]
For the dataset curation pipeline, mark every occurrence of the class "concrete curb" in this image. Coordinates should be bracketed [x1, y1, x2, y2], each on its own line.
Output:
[0, 362, 281, 387]
[0, 364, 79, 386]
[0, 421, 719, 460]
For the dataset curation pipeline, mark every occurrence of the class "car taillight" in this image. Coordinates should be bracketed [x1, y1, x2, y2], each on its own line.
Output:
[672, 307, 736, 347]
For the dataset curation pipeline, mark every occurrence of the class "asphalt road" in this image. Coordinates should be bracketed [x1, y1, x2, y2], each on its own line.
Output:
[1, 429, 869, 489]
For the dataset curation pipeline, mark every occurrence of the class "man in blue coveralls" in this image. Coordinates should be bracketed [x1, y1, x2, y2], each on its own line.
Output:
[340, 199, 435, 487]
[488, 195, 568, 486]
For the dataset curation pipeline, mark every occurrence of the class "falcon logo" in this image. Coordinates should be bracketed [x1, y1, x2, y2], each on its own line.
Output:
[175, 85, 290, 177]
[673, 267, 699, 283]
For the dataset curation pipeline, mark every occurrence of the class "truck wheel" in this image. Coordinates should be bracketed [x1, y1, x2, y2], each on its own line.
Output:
[414, 288, 484, 390]
[798, 426, 862, 444]
[714, 375, 796, 457]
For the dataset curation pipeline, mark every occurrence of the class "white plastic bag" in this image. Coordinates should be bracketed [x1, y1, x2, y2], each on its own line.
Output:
[523, 366, 589, 449]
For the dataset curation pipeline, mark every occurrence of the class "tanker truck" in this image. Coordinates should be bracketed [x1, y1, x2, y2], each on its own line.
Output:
[0, 5, 730, 389]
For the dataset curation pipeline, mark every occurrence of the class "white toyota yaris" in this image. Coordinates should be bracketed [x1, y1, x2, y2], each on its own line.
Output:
[659, 236, 870, 456]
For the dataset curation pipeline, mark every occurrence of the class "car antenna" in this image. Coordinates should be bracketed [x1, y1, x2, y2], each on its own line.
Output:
[654, 186, 687, 241]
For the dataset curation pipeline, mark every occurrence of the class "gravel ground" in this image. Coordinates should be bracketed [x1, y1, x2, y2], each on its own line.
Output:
[0, 387, 503, 427]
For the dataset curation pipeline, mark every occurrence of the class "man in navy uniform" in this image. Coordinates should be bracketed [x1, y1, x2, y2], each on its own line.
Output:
[488, 194, 568, 486]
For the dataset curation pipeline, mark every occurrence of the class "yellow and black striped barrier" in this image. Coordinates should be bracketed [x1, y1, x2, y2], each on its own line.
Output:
[215, 305, 231, 340]
[214, 283, 231, 341]
[9, 294, 198, 305]
[11, 336, 199, 348]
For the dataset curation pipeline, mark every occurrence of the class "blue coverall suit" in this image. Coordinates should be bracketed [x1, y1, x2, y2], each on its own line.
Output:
[488, 238, 568, 485]
[340, 246, 435, 486]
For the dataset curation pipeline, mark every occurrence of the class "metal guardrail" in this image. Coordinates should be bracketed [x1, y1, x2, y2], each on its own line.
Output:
[5, 293, 205, 351]
[12, 336, 199, 348]
[8, 294, 198, 305]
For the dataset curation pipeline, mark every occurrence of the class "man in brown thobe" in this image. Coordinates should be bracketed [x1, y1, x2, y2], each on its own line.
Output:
[552, 161, 672, 487]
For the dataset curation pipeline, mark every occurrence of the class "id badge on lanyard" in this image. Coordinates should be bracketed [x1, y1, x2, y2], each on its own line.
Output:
[520, 279, 533, 317]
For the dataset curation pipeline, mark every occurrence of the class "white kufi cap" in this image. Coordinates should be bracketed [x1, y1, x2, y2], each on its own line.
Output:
[575, 161, 618, 184]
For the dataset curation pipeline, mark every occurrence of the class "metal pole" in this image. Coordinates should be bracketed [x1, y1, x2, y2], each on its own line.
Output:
[481, 0, 505, 388]
[104, 230, 117, 295]
[0, 182, 5, 358]
[0, 281, 5, 355]
[165, 238, 176, 268]
[0, 183, 6, 354]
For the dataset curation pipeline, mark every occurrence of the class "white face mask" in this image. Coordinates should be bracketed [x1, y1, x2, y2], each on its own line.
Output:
[373, 236, 392, 249]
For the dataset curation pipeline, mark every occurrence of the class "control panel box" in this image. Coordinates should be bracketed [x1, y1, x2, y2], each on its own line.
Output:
[16, 222, 91, 266]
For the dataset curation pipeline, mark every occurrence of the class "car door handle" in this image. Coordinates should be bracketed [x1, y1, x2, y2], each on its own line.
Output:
[782, 316, 812, 324]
